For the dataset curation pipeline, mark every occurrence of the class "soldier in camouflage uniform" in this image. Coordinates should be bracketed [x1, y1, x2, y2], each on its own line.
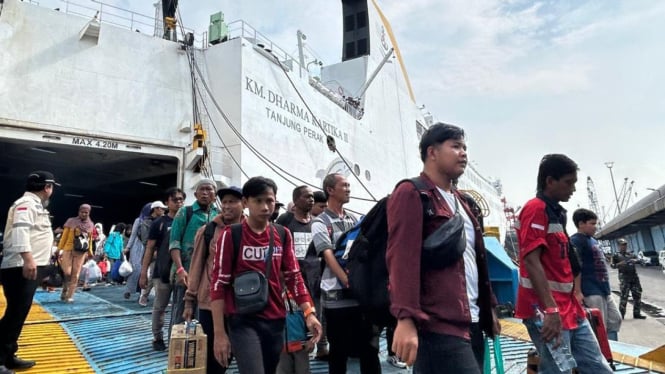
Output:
[612, 238, 646, 319]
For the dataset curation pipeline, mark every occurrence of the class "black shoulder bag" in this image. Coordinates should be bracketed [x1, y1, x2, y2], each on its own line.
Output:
[233, 224, 277, 315]
[421, 191, 467, 270]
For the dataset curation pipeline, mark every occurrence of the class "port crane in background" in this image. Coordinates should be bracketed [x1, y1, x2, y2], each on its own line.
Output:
[587, 176, 604, 229]
[617, 178, 635, 215]
[502, 197, 520, 263]
[587, 175, 637, 224]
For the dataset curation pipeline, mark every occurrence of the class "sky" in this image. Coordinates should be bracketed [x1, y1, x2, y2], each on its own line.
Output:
[36, 0, 665, 225]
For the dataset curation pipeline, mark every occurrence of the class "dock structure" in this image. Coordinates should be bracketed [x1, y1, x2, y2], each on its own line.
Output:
[1, 286, 663, 373]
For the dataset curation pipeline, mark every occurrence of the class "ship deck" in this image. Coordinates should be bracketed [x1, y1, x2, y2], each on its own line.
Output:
[0, 285, 662, 373]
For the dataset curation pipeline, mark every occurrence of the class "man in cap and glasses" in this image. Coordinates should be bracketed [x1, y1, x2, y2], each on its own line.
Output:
[0, 171, 59, 374]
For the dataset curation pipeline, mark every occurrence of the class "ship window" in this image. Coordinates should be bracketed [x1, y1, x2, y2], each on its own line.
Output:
[344, 14, 355, 32]
[357, 39, 368, 55]
[345, 42, 355, 58]
[357, 11, 368, 28]
[365, 170, 372, 181]
[354, 164, 361, 176]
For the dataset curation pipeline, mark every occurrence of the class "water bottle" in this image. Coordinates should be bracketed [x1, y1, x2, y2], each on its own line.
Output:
[532, 304, 576, 371]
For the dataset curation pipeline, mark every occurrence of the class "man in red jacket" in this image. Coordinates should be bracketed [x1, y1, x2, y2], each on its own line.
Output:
[387, 123, 499, 373]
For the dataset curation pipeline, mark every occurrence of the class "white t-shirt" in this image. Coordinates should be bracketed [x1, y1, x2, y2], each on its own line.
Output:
[437, 187, 480, 322]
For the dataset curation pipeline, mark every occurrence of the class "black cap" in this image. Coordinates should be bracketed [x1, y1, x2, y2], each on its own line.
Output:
[27, 171, 60, 186]
[313, 190, 326, 203]
[217, 186, 242, 199]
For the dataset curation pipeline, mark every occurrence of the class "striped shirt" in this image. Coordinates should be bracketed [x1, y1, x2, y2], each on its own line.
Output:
[311, 208, 357, 309]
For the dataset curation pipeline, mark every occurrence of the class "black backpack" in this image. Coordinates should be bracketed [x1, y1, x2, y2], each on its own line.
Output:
[155, 206, 193, 283]
[346, 177, 432, 327]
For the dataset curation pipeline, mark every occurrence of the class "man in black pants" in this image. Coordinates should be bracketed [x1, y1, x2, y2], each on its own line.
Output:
[0, 171, 59, 374]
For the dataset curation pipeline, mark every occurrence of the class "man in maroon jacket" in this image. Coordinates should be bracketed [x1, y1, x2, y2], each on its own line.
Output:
[387, 123, 500, 373]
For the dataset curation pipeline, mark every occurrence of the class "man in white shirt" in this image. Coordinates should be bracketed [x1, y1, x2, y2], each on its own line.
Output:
[0, 171, 59, 374]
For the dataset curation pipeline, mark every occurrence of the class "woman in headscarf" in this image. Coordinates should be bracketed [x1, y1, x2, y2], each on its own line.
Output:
[58, 204, 96, 303]
[123, 203, 152, 301]
[93, 223, 106, 258]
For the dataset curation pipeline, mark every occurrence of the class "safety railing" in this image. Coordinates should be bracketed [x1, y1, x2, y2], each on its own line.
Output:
[28, 0, 207, 48]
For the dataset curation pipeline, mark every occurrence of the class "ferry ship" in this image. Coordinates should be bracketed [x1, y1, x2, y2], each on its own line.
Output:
[0, 0, 505, 238]
[3, 1, 664, 373]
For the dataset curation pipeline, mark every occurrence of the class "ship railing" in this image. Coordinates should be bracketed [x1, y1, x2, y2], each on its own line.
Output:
[226, 20, 302, 71]
[220, 19, 364, 120]
[28, 0, 207, 49]
[308, 77, 364, 120]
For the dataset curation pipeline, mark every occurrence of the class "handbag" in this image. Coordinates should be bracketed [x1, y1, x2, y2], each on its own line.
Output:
[233, 225, 276, 315]
[73, 230, 90, 253]
[421, 193, 466, 269]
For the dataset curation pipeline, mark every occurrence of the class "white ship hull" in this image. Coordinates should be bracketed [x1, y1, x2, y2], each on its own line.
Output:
[0, 0, 505, 239]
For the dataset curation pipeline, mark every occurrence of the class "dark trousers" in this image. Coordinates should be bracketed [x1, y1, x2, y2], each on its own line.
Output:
[198, 308, 227, 374]
[414, 330, 481, 374]
[0, 266, 43, 364]
[469, 323, 485, 370]
[228, 315, 285, 374]
[324, 306, 380, 374]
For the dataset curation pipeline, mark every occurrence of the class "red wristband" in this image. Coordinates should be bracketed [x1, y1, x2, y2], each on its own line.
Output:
[543, 307, 559, 314]
[176, 266, 185, 274]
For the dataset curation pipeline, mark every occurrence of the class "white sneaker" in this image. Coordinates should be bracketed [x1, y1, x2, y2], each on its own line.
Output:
[387, 355, 407, 369]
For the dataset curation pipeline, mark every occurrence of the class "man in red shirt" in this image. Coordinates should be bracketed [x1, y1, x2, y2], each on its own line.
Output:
[516, 154, 612, 373]
[209, 177, 321, 373]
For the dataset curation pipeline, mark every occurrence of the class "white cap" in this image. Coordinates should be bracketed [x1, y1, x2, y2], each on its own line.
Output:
[150, 200, 167, 209]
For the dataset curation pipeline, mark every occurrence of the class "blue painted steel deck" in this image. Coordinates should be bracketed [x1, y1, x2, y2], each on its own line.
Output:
[31, 285, 659, 373]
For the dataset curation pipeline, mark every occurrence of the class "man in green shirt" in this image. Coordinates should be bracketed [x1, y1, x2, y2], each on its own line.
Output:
[170, 179, 219, 330]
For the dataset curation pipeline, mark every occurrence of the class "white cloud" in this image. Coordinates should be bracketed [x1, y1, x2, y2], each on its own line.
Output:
[26, 0, 665, 225]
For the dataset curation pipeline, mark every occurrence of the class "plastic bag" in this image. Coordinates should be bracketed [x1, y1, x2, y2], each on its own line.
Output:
[483, 336, 504, 374]
[119, 254, 133, 277]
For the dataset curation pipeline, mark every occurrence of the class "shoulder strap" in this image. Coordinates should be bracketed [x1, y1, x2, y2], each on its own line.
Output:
[231, 223, 243, 270]
[264, 224, 277, 280]
[203, 221, 218, 253]
[184, 205, 194, 229]
[273, 223, 287, 247]
[399, 177, 434, 219]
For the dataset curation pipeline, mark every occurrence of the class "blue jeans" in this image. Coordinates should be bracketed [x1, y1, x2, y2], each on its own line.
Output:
[524, 318, 613, 374]
[414, 330, 480, 374]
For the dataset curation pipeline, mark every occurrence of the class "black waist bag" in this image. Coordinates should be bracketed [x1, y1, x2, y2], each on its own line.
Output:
[421, 196, 466, 270]
[232, 224, 281, 315]
[234, 271, 269, 314]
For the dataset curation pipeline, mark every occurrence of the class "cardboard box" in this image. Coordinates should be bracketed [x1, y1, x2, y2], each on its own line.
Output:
[167, 322, 207, 374]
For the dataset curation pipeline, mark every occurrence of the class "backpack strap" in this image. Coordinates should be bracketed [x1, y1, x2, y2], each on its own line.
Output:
[184, 205, 194, 230]
[273, 223, 287, 248]
[396, 177, 434, 219]
[203, 221, 218, 255]
[230, 223, 243, 271]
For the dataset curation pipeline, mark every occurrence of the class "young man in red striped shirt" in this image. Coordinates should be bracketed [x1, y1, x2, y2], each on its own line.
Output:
[209, 177, 321, 373]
